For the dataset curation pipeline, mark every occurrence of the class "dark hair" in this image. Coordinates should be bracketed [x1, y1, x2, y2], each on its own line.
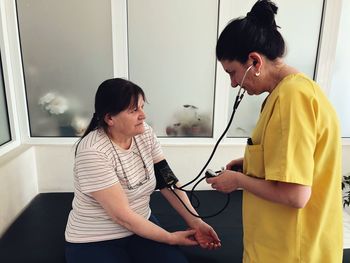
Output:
[216, 0, 285, 63]
[75, 78, 145, 153]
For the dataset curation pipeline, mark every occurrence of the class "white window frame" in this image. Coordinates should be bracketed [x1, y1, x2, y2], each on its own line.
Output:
[0, 0, 21, 156]
[315, 0, 350, 144]
[0, 0, 348, 147]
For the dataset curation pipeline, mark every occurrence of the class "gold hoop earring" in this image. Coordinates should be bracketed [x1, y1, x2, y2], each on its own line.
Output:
[255, 72, 260, 77]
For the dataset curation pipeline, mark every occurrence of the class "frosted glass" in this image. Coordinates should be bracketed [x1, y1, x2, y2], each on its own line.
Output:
[0, 56, 11, 145]
[227, 0, 324, 137]
[330, 0, 350, 138]
[127, 0, 218, 137]
[16, 0, 113, 137]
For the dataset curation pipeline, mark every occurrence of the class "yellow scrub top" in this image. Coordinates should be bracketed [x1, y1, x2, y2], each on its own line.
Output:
[242, 74, 343, 263]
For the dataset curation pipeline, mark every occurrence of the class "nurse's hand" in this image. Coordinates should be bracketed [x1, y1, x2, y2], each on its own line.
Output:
[206, 170, 241, 193]
[169, 229, 198, 246]
[226, 158, 243, 171]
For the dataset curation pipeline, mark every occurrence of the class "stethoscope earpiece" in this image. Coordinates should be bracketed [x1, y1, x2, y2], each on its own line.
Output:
[235, 63, 254, 108]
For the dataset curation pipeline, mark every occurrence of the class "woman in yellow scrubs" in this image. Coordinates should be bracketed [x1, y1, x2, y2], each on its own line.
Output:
[206, 0, 343, 262]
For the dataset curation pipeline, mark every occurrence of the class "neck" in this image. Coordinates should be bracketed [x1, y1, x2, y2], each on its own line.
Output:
[266, 59, 298, 93]
[107, 129, 132, 150]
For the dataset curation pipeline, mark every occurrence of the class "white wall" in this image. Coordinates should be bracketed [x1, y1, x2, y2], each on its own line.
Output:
[35, 145, 75, 192]
[0, 146, 38, 235]
[35, 143, 246, 192]
[35, 143, 350, 191]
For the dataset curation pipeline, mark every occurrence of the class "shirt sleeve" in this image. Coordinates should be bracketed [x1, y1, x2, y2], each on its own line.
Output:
[74, 148, 119, 193]
[144, 123, 164, 163]
[264, 79, 317, 186]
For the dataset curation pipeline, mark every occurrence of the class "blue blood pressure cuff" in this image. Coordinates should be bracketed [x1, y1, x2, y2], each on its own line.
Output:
[154, 159, 179, 190]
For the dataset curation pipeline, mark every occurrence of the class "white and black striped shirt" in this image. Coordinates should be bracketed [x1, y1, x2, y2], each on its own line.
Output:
[65, 123, 163, 243]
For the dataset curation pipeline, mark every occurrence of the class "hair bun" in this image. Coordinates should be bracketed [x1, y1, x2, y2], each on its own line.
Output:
[247, 0, 278, 28]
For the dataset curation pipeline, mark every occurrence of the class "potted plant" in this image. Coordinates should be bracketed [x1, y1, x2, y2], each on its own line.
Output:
[165, 104, 211, 137]
[342, 173, 350, 207]
[39, 92, 89, 136]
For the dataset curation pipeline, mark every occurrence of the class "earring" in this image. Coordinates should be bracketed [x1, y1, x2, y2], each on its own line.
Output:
[255, 71, 260, 77]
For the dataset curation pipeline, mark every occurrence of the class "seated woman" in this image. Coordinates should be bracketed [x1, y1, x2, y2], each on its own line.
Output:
[65, 78, 221, 263]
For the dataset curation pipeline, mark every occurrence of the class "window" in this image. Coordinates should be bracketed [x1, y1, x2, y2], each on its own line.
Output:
[226, 0, 324, 137]
[14, 0, 329, 139]
[127, 0, 218, 137]
[0, 53, 11, 146]
[329, 0, 350, 138]
[16, 0, 113, 137]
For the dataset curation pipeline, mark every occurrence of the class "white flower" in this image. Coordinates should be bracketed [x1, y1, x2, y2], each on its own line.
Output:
[174, 105, 198, 126]
[45, 96, 68, 115]
[39, 93, 68, 115]
[38, 92, 55, 106]
[71, 116, 89, 135]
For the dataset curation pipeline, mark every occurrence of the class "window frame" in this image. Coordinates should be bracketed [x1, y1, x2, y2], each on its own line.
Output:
[314, 0, 350, 144]
[0, 52, 11, 147]
[2, 0, 348, 146]
[0, 0, 22, 156]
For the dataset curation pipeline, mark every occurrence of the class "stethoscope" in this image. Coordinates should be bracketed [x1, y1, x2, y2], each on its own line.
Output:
[169, 62, 256, 218]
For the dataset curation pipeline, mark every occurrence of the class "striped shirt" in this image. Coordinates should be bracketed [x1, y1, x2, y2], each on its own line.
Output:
[65, 123, 163, 243]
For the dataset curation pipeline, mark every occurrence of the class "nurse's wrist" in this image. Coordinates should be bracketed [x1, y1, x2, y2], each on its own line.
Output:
[235, 171, 245, 189]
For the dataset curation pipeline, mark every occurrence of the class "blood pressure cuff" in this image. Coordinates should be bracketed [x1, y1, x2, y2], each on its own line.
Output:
[154, 159, 179, 190]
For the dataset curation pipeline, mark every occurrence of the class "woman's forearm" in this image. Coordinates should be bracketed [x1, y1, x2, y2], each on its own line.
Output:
[114, 208, 175, 243]
[92, 184, 174, 244]
[160, 186, 202, 228]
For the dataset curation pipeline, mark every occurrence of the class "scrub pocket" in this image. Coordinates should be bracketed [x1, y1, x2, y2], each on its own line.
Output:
[244, 144, 265, 179]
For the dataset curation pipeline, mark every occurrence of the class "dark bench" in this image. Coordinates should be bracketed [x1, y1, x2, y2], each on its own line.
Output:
[0, 191, 348, 263]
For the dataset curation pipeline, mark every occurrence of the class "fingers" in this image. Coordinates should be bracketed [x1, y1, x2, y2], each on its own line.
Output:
[206, 177, 219, 190]
[198, 241, 209, 249]
[226, 160, 235, 170]
[208, 241, 221, 249]
[193, 227, 221, 250]
[185, 229, 197, 236]
[184, 229, 199, 246]
[185, 239, 199, 246]
[209, 228, 221, 242]
[205, 229, 221, 250]
[201, 241, 221, 250]
[172, 230, 199, 246]
[226, 159, 243, 170]
[206, 177, 215, 184]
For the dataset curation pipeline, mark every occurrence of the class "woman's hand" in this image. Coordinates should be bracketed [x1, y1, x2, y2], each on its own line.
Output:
[169, 229, 198, 246]
[192, 221, 221, 249]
